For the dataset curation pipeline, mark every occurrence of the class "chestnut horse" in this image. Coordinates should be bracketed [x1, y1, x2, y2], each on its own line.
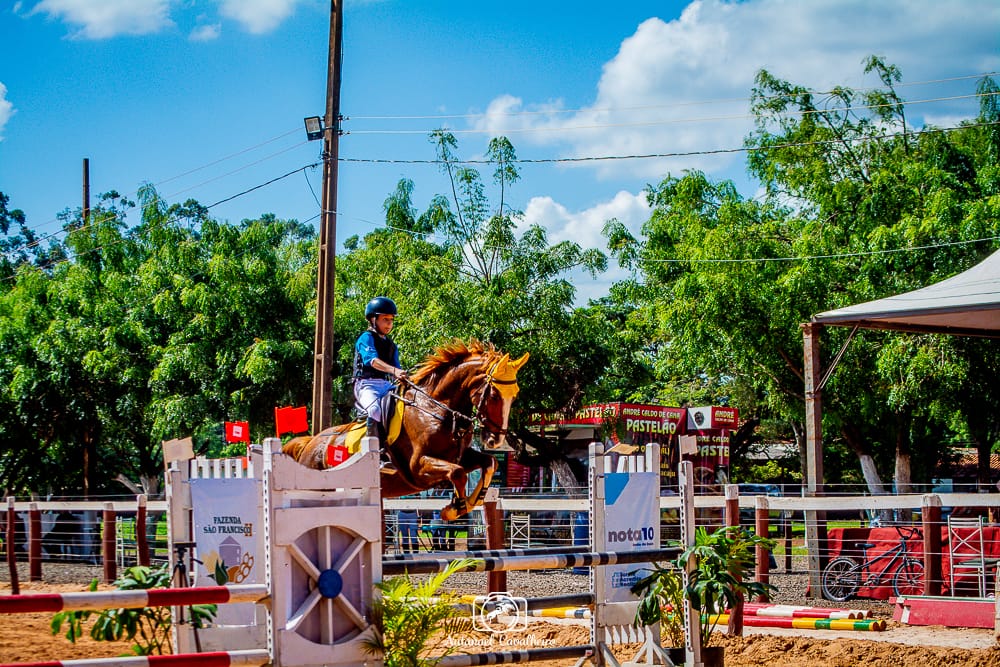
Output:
[283, 340, 529, 521]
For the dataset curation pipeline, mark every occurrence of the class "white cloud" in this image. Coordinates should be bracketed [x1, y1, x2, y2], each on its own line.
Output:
[189, 22, 221, 42]
[522, 190, 649, 249]
[0, 83, 14, 140]
[476, 0, 1000, 183]
[216, 0, 301, 35]
[522, 190, 651, 305]
[29, 0, 173, 39]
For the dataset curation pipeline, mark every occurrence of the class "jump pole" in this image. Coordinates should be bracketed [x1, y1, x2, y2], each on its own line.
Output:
[1, 650, 270, 667]
[0, 584, 268, 614]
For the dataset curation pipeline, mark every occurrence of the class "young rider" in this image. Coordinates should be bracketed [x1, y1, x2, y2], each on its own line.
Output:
[353, 297, 408, 458]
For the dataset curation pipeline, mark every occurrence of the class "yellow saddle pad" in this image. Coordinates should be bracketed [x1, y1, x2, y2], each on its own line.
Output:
[343, 403, 404, 454]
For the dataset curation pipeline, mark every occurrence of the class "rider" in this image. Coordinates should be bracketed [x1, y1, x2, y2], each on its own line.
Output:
[353, 297, 408, 462]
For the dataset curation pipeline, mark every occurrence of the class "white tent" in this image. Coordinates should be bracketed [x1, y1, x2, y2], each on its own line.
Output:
[800, 248, 1000, 596]
[811, 248, 1000, 336]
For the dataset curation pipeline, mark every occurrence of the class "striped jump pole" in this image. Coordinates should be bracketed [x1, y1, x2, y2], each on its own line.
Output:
[526, 607, 591, 619]
[710, 614, 888, 631]
[382, 548, 678, 576]
[0, 649, 270, 667]
[458, 592, 595, 610]
[0, 584, 268, 614]
[384, 544, 584, 561]
[742, 603, 868, 620]
[434, 644, 596, 666]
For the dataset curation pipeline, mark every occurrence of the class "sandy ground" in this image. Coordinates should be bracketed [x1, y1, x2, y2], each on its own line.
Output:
[3, 581, 1000, 666]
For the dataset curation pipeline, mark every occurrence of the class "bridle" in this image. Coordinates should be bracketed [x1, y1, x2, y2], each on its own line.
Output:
[393, 356, 515, 441]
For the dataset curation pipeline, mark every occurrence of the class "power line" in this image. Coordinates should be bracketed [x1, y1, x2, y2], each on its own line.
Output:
[16, 127, 307, 239]
[337, 120, 1000, 165]
[639, 236, 1000, 265]
[348, 72, 997, 121]
[345, 91, 998, 136]
[10, 117, 994, 261]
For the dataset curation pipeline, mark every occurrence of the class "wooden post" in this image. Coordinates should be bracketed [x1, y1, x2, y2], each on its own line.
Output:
[755, 495, 771, 602]
[725, 485, 743, 637]
[679, 461, 702, 667]
[5, 498, 18, 594]
[484, 488, 506, 594]
[28, 502, 42, 582]
[137, 495, 150, 567]
[922, 494, 942, 596]
[783, 511, 793, 572]
[103, 503, 117, 584]
[802, 322, 827, 598]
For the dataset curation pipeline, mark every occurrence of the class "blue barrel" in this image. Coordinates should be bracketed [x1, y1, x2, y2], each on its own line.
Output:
[572, 512, 589, 574]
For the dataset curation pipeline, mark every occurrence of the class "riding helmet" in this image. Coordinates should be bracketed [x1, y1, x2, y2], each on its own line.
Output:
[365, 296, 398, 320]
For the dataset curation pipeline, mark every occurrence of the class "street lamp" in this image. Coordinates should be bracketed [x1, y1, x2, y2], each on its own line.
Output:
[303, 116, 324, 141]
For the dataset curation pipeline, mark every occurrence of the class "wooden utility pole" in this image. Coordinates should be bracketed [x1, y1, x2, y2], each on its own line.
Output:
[311, 1, 343, 433]
[82, 157, 92, 498]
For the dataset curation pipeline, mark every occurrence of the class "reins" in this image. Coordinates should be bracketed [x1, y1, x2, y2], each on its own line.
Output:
[391, 357, 508, 440]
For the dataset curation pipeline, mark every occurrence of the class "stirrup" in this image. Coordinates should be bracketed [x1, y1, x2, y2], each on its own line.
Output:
[378, 448, 395, 471]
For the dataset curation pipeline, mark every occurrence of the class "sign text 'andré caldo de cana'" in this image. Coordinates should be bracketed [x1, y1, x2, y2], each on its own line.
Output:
[529, 403, 739, 488]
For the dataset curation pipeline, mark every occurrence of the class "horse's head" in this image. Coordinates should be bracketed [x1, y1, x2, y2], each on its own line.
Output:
[477, 351, 530, 450]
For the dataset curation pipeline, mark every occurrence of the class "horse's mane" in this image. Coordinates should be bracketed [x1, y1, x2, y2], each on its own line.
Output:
[409, 339, 500, 389]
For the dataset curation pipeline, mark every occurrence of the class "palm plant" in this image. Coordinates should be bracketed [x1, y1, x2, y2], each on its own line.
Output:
[363, 558, 475, 667]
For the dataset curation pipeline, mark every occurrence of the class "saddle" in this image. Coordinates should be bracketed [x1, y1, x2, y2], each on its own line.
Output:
[345, 396, 404, 454]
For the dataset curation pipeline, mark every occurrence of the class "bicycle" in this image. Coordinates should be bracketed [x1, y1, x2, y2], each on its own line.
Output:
[821, 525, 924, 602]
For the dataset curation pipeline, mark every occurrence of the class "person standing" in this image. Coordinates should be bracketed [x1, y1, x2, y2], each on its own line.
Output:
[397, 508, 420, 554]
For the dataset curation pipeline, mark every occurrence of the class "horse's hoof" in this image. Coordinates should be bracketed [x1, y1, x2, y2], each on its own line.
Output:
[440, 506, 461, 522]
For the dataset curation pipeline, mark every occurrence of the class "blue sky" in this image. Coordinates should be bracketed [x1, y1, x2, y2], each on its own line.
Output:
[2, 0, 998, 303]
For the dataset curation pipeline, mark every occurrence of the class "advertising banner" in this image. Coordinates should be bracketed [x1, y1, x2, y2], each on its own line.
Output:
[191, 478, 260, 625]
[601, 471, 659, 603]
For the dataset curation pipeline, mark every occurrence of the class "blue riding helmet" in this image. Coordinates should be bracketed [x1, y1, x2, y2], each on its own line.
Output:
[365, 296, 398, 320]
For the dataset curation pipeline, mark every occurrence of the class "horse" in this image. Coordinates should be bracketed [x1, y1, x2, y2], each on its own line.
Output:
[283, 340, 529, 521]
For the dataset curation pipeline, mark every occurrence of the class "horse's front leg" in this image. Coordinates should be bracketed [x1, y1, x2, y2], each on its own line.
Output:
[410, 455, 470, 521]
[459, 448, 498, 509]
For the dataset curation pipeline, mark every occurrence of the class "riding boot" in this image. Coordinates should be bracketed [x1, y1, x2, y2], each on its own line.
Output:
[366, 418, 391, 468]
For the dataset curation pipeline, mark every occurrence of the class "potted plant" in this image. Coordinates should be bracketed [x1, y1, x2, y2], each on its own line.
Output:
[632, 525, 776, 666]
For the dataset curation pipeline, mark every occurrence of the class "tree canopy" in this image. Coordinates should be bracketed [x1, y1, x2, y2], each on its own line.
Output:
[1, 59, 997, 497]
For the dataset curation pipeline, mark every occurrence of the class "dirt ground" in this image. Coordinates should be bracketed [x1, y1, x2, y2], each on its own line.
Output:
[4, 582, 1000, 666]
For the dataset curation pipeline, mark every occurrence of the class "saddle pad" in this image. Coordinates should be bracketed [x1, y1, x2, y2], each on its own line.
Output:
[342, 402, 405, 454]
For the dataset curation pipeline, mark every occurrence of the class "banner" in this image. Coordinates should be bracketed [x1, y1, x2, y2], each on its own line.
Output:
[191, 478, 260, 625]
[601, 471, 659, 603]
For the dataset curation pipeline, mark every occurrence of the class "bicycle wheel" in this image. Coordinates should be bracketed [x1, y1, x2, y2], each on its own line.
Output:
[822, 556, 861, 602]
[892, 558, 924, 597]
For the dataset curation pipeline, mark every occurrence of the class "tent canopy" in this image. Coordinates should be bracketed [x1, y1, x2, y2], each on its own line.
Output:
[811, 249, 1000, 337]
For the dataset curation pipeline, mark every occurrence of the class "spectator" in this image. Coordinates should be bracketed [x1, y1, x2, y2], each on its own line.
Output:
[397, 508, 420, 553]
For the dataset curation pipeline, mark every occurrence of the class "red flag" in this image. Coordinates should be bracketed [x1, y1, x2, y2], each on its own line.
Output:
[275, 406, 309, 436]
[326, 444, 349, 468]
[225, 421, 250, 444]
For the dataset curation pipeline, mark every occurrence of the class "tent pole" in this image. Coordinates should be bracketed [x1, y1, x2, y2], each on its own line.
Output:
[801, 322, 827, 598]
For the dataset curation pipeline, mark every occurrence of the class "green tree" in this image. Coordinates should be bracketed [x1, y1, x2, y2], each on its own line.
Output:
[0, 187, 317, 496]
[605, 59, 1000, 492]
[336, 132, 612, 490]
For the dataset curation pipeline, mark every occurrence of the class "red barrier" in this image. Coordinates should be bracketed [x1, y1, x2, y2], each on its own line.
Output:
[0, 584, 268, 615]
[0, 648, 269, 667]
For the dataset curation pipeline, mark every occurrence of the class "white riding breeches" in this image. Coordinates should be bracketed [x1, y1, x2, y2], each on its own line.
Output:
[355, 378, 394, 421]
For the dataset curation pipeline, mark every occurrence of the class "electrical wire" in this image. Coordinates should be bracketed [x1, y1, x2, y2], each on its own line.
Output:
[349, 72, 997, 121]
[346, 91, 998, 136]
[638, 236, 1000, 265]
[337, 120, 1000, 165]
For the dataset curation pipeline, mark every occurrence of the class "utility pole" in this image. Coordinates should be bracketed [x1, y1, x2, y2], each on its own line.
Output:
[311, 0, 343, 433]
[82, 157, 91, 498]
